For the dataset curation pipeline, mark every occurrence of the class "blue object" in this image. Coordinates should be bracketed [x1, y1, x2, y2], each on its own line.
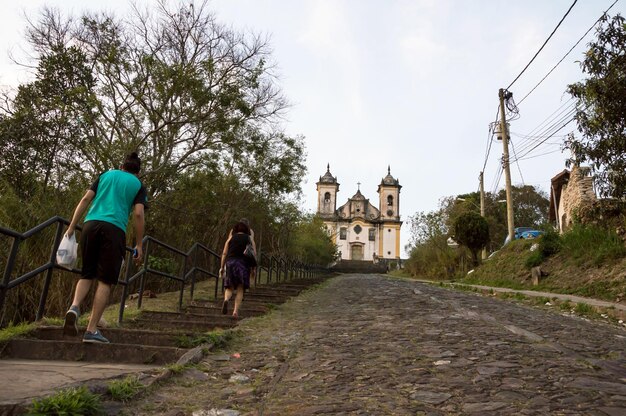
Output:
[504, 227, 544, 245]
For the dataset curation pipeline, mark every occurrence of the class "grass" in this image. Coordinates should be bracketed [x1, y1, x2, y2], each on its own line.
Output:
[174, 329, 235, 349]
[0, 322, 36, 344]
[28, 386, 102, 416]
[561, 225, 626, 267]
[107, 375, 144, 402]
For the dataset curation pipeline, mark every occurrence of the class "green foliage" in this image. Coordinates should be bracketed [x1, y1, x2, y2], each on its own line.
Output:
[560, 224, 626, 266]
[567, 14, 626, 198]
[524, 250, 544, 268]
[453, 212, 490, 265]
[0, 322, 36, 344]
[175, 330, 234, 349]
[539, 229, 562, 257]
[28, 386, 102, 416]
[574, 302, 594, 316]
[288, 215, 337, 266]
[524, 229, 561, 268]
[107, 376, 144, 402]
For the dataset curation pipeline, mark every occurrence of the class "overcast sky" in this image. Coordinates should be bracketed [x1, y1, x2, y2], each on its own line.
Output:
[1, 0, 623, 255]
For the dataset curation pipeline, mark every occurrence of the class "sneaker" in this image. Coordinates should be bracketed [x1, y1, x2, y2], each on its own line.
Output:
[221, 300, 229, 315]
[63, 306, 80, 336]
[83, 330, 110, 344]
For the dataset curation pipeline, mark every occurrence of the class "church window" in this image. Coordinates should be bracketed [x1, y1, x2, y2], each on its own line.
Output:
[368, 228, 375, 241]
[324, 192, 331, 202]
[387, 251, 391, 255]
[339, 227, 347, 240]
[387, 195, 394, 206]
[353, 225, 362, 234]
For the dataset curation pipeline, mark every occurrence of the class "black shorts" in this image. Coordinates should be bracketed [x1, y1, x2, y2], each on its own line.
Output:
[80, 220, 126, 285]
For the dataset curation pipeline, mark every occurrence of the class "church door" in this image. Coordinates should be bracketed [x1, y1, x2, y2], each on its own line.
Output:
[351, 245, 363, 260]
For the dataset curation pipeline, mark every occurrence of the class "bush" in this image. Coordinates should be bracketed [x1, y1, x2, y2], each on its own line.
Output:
[524, 229, 561, 268]
[539, 229, 561, 257]
[29, 386, 102, 415]
[561, 224, 626, 266]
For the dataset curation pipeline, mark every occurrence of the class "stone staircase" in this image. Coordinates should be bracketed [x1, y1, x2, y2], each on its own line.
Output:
[330, 259, 388, 274]
[0, 276, 327, 413]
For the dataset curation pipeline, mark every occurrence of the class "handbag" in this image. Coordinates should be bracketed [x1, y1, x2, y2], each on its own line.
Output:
[243, 236, 257, 266]
[56, 234, 78, 270]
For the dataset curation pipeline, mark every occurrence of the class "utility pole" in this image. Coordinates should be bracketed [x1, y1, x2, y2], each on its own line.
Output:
[499, 88, 515, 243]
[479, 171, 487, 260]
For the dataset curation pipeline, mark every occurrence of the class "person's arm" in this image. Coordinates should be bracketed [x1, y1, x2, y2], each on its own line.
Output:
[66, 190, 95, 237]
[133, 203, 145, 263]
[250, 228, 257, 252]
[219, 235, 232, 276]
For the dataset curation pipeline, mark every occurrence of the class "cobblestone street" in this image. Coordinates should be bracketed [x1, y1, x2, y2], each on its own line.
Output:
[126, 274, 626, 415]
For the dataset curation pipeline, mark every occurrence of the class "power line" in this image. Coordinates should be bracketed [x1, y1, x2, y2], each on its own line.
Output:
[507, 0, 579, 89]
[518, 0, 621, 105]
[482, 106, 500, 173]
[513, 115, 577, 162]
[514, 106, 577, 156]
[509, 138, 526, 185]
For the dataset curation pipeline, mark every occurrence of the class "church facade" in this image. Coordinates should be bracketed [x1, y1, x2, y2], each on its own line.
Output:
[316, 165, 402, 261]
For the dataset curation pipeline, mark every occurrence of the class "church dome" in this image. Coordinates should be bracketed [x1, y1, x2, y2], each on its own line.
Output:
[381, 166, 400, 186]
[318, 164, 337, 184]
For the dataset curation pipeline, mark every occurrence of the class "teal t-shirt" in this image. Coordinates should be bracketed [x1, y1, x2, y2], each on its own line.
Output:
[85, 170, 147, 232]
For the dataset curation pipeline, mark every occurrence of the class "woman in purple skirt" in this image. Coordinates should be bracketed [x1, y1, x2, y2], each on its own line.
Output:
[219, 221, 256, 318]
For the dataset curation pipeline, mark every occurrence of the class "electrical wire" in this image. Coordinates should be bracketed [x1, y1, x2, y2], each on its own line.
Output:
[482, 106, 501, 174]
[509, 138, 526, 185]
[514, 106, 577, 156]
[512, 115, 577, 162]
[507, 0, 579, 89]
[517, 0, 621, 105]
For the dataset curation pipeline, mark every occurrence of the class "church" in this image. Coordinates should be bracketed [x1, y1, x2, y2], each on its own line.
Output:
[316, 165, 402, 261]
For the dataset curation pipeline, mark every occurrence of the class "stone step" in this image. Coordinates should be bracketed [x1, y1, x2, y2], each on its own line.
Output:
[1, 338, 187, 365]
[128, 312, 238, 332]
[187, 304, 268, 318]
[248, 287, 302, 295]
[28, 327, 191, 347]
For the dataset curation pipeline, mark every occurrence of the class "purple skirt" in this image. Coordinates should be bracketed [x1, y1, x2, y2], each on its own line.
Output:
[224, 258, 251, 290]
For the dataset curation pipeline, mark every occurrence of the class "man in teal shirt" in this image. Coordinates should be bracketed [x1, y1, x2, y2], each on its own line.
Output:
[64, 152, 148, 343]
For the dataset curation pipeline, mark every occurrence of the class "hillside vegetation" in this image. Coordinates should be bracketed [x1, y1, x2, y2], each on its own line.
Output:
[459, 226, 626, 303]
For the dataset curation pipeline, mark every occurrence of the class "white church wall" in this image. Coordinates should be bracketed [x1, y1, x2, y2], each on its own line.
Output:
[382, 227, 397, 258]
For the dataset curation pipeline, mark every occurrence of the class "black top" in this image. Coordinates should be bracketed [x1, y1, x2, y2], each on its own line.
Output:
[226, 233, 250, 260]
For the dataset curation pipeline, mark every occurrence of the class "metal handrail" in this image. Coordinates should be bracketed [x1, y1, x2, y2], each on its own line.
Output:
[1, 217, 322, 326]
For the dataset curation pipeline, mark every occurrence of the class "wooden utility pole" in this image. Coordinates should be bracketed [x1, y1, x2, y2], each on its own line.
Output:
[479, 171, 487, 260]
[499, 88, 515, 243]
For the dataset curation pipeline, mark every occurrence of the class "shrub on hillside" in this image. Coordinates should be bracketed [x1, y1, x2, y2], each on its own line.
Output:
[561, 224, 626, 266]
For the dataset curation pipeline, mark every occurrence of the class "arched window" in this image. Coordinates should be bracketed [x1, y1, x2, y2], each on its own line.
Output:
[387, 195, 394, 206]
[324, 192, 331, 202]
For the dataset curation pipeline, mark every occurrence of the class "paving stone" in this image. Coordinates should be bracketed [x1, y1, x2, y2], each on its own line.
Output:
[118, 275, 626, 415]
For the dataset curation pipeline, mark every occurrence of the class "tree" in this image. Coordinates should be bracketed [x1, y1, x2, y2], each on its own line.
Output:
[453, 212, 489, 266]
[2, 2, 294, 196]
[567, 13, 626, 198]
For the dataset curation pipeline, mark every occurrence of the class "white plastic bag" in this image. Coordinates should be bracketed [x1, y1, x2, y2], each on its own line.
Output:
[56, 234, 78, 270]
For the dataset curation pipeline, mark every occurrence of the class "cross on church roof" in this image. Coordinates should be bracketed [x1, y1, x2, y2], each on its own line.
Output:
[357, 182, 361, 191]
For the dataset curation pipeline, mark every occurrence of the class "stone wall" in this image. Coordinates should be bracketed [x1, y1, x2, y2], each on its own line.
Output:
[558, 166, 597, 232]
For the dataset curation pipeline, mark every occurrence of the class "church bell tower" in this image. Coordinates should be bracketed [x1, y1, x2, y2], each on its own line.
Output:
[316, 164, 339, 218]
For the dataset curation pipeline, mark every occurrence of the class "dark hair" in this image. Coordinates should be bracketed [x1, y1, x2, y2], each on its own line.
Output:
[232, 221, 250, 235]
[239, 218, 250, 226]
[123, 152, 141, 174]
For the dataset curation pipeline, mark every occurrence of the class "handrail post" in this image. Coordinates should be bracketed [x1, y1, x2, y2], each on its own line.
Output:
[190, 246, 198, 301]
[118, 250, 135, 324]
[36, 222, 65, 321]
[178, 254, 187, 312]
[0, 237, 21, 323]
[137, 239, 150, 309]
